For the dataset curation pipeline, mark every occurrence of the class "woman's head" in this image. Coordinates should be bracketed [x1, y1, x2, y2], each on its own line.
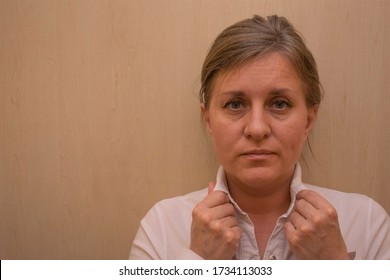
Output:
[200, 15, 322, 110]
[199, 15, 320, 191]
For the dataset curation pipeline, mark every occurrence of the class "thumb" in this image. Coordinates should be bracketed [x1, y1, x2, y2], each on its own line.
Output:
[208, 181, 216, 194]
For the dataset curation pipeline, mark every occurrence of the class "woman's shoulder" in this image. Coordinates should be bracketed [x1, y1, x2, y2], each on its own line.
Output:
[305, 183, 371, 203]
[305, 183, 364, 196]
[144, 188, 208, 219]
[303, 183, 388, 216]
[156, 188, 207, 208]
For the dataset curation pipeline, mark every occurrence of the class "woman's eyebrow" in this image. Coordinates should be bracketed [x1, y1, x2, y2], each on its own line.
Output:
[219, 88, 293, 97]
[269, 88, 293, 96]
[218, 90, 246, 98]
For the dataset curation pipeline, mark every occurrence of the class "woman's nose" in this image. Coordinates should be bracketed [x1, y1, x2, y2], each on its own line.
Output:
[243, 108, 271, 141]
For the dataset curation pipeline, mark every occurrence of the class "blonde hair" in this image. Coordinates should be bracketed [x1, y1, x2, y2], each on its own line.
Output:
[200, 15, 323, 109]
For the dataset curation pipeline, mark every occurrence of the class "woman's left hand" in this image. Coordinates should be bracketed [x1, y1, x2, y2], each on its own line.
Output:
[284, 189, 350, 259]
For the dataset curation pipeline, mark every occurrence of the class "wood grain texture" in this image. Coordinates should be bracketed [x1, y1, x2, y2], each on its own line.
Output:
[1, 0, 389, 259]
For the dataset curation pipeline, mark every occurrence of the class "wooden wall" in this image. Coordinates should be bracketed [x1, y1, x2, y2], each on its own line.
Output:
[1, 0, 389, 259]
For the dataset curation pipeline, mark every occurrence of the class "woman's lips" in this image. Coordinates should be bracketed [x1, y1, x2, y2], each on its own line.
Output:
[241, 149, 276, 160]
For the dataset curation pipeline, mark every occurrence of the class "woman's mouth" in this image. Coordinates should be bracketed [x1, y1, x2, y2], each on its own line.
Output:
[241, 149, 276, 160]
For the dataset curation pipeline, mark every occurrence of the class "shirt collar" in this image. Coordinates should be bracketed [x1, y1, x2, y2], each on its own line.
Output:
[214, 163, 307, 215]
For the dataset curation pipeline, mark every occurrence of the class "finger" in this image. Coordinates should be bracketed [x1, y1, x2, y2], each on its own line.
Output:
[284, 221, 297, 235]
[296, 190, 329, 210]
[283, 222, 305, 258]
[218, 226, 242, 255]
[208, 181, 216, 194]
[210, 215, 238, 232]
[209, 202, 236, 220]
[223, 226, 242, 245]
[221, 215, 239, 228]
[288, 210, 309, 231]
[231, 226, 243, 241]
[193, 196, 234, 223]
[294, 197, 318, 220]
[204, 190, 230, 207]
[296, 190, 339, 222]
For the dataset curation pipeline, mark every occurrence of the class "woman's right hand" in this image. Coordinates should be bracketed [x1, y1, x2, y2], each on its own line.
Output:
[190, 182, 242, 259]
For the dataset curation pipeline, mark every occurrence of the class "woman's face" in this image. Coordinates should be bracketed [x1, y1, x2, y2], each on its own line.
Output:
[202, 53, 318, 192]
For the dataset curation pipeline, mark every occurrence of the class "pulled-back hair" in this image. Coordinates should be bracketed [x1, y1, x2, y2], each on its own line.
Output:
[200, 15, 323, 109]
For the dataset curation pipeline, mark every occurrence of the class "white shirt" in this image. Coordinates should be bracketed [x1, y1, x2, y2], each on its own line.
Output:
[129, 164, 390, 259]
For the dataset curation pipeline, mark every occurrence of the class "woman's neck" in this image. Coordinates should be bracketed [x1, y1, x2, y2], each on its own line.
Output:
[226, 174, 292, 216]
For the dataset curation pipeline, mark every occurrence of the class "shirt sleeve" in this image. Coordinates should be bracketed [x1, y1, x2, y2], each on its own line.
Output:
[129, 222, 160, 260]
[363, 198, 390, 259]
[129, 199, 204, 260]
[129, 222, 204, 260]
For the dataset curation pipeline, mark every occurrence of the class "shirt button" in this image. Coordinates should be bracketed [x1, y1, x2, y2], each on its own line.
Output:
[268, 255, 277, 260]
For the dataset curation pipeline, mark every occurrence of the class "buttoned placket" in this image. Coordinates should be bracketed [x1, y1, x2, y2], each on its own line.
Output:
[233, 204, 290, 260]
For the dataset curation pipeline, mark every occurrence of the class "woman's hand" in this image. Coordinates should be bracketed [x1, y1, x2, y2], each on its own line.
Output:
[190, 182, 242, 259]
[284, 189, 350, 259]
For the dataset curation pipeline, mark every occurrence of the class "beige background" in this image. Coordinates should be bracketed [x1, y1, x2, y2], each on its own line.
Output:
[1, 0, 389, 259]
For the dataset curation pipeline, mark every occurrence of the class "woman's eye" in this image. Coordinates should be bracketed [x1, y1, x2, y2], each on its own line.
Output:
[226, 101, 242, 110]
[273, 100, 291, 110]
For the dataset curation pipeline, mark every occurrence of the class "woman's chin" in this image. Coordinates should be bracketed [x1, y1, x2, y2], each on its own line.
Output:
[226, 166, 292, 193]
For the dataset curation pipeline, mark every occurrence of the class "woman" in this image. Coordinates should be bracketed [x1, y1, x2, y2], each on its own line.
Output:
[129, 15, 390, 260]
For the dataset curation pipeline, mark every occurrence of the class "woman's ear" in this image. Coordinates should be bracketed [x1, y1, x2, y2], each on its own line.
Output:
[305, 105, 319, 136]
[200, 103, 212, 135]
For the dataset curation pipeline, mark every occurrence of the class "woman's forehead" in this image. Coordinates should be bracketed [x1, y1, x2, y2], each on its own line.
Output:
[212, 53, 303, 94]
